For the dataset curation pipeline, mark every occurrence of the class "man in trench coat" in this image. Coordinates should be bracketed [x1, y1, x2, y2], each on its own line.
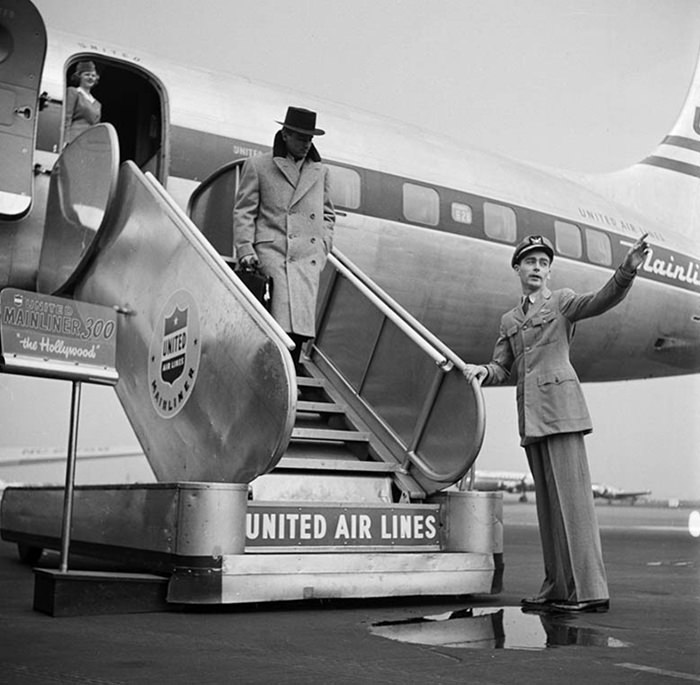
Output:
[463, 232, 650, 613]
[233, 106, 335, 368]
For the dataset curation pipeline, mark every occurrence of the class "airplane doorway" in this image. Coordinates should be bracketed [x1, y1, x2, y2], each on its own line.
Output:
[64, 58, 168, 183]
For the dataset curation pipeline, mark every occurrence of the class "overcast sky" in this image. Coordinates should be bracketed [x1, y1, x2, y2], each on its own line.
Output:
[6, 0, 700, 499]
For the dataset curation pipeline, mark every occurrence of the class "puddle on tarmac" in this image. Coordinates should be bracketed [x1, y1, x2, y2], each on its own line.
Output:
[369, 606, 631, 651]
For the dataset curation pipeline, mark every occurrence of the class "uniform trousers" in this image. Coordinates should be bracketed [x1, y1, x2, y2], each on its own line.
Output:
[525, 432, 608, 602]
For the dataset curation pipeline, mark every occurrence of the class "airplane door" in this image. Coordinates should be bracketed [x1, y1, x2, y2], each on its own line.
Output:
[0, 0, 47, 219]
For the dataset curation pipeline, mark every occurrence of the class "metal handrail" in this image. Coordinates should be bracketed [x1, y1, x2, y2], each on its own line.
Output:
[324, 248, 485, 486]
[186, 158, 244, 219]
[331, 249, 471, 372]
[328, 251, 452, 370]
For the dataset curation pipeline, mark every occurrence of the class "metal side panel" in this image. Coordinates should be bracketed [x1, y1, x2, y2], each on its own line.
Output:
[71, 162, 296, 483]
[0, 483, 247, 565]
[167, 552, 495, 604]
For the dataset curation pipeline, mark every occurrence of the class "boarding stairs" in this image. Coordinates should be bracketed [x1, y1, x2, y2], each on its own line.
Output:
[0, 125, 502, 608]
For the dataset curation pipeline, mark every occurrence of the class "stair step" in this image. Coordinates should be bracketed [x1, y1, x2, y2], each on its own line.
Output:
[297, 377, 325, 388]
[296, 401, 346, 414]
[291, 427, 370, 443]
[284, 443, 364, 461]
[274, 456, 401, 473]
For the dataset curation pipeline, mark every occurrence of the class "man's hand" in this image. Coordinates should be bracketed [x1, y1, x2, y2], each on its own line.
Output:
[622, 233, 650, 273]
[238, 254, 260, 271]
[462, 364, 488, 385]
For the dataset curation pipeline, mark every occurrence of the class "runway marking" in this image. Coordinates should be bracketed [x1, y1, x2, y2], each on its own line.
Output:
[616, 663, 700, 681]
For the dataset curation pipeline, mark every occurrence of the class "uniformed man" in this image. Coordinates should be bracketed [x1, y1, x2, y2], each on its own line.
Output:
[233, 106, 335, 370]
[464, 232, 650, 612]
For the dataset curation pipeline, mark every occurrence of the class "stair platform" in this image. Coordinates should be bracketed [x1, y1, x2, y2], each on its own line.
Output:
[1, 483, 503, 607]
[168, 551, 495, 604]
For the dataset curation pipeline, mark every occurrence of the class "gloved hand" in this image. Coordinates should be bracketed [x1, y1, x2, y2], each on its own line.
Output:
[238, 254, 260, 271]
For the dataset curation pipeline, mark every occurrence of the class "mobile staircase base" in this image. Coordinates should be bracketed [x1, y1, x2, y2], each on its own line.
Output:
[1, 480, 502, 607]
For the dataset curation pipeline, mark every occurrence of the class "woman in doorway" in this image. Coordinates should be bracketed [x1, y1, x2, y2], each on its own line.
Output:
[64, 61, 102, 144]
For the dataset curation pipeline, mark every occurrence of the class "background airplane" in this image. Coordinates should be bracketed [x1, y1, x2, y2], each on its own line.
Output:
[1, 1, 700, 502]
[473, 471, 651, 505]
[592, 483, 652, 505]
[472, 471, 535, 502]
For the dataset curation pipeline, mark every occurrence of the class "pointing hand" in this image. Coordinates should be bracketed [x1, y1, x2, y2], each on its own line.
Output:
[622, 233, 650, 273]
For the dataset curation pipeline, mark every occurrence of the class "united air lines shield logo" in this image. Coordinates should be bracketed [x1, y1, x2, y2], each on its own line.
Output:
[148, 290, 201, 419]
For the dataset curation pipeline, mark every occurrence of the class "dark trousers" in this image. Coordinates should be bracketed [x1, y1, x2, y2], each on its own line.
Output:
[525, 433, 609, 602]
[288, 333, 310, 373]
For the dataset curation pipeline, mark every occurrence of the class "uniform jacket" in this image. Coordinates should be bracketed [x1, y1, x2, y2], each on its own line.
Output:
[64, 87, 102, 143]
[483, 267, 636, 445]
[233, 133, 335, 337]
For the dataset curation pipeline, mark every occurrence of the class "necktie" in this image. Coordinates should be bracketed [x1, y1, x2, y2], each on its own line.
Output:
[523, 297, 530, 314]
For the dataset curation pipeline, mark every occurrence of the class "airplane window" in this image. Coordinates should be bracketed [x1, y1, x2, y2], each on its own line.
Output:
[403, 183, 439, 226]
[327, 165, 361, 209]
[585, 228, 612, 265]
[555, 221, 582, 258]
[451, 202, 473, 224]
[483, 202, 516, 242]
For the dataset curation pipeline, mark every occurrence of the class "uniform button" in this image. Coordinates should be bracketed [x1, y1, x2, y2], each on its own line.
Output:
[310, 213, 316, 219]
[311, 259, 317, 265]
[310, 237, 316, 243]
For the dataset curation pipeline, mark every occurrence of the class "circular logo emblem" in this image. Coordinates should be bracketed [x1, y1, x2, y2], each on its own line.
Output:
[148, 290, 201, 419]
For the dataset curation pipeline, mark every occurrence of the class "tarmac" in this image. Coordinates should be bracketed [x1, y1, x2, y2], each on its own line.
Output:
[0, 500, 698, 684]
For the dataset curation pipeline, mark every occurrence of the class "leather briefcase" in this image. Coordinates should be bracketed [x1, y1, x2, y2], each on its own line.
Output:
[233, 263, 273, 312]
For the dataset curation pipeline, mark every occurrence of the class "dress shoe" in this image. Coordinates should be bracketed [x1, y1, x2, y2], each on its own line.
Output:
[520, 597, 556, 611]
[549, 599, 610, 613]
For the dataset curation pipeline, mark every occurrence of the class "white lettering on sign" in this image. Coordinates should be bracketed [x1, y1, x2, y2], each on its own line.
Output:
[381, 513, 437, 539]
[38, 337, 97, 360]
[162, 331, 187, 357]
[246, 510, 439, 545]
[247, 513, 328, 540]
[334, 514, 372, 539]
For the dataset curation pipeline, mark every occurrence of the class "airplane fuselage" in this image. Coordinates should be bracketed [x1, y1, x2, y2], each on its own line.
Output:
[2, 29, 699, 382]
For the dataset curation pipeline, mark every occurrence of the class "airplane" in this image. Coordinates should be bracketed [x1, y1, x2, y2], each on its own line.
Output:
[3, 4, 698, 382]
[1, 0, 699, 474]
[0, 445, 153, 490]
[592, 483, 652, 505]
[471, 471, 535, 502]
[1, 0, 698, 487]
[0, 0, 696, 606]
[473, 471, 650, 505]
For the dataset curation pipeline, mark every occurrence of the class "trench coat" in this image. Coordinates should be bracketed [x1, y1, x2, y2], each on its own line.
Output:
[233, 143, 335, 337]
[482, 266, 636, 444]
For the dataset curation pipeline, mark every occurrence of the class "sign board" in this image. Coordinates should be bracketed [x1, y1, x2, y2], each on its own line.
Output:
[0, 288, 118, 384]
[246, 503, 442, 551]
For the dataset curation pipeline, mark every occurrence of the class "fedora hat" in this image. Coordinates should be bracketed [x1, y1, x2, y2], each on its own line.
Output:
[276, 106, 325, 136]
[511, 235, 554, 267]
